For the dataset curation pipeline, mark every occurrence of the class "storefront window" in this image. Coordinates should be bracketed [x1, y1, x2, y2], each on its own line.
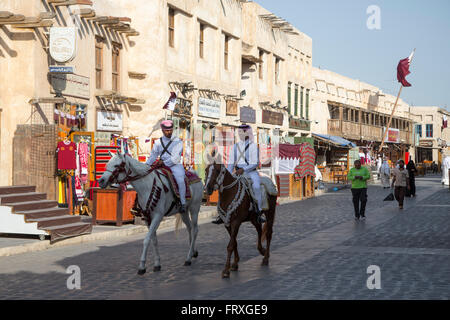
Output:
[426, 124, 433, 137]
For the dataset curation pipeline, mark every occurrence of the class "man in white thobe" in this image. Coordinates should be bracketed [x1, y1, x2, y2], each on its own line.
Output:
[146, 120, 186, 213]
[212, 124, 265, 225]
[379, 158, 391, 189]
[442, 155, 450, 186]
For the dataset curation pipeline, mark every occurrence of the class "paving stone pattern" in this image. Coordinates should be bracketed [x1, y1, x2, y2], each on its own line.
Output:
[0, 176, 448, 299]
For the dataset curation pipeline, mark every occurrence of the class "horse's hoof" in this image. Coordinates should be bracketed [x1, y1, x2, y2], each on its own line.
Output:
[193, 251, 199, 258]
[222, 272, 230, 279]
[184, 261, 192, 266]
[230, 265, 238, 271]
[261, 259, 269, 266]
[137, 268, 146, 275]
[153, 266, 161, 272]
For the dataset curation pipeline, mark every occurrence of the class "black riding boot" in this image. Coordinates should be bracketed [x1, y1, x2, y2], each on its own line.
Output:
[212, 215, 224, 224]
[179, 204, 186, 214]
[256, 208, 266, 224]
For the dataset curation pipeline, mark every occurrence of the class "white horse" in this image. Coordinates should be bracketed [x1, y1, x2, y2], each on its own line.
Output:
[98, 152, 204, 275]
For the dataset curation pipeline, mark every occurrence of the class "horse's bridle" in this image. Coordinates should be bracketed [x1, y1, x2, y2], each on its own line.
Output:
[207, 165, 239, 193]
[105, 156, 140, 185]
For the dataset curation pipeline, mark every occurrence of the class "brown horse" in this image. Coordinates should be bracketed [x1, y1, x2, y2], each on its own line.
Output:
[204, 160, 277, 278]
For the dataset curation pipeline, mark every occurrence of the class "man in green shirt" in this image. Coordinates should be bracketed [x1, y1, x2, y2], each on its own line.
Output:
[347, 160, 371, 220]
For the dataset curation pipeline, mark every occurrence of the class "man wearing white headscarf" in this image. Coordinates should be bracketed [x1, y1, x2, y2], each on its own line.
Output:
[379, 158, 391, 189]
[212, 124, 265, 224]
[442, 155, 450, 186]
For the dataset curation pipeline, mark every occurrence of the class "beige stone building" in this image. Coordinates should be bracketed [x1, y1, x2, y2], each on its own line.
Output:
[311, 67, 414, 164]
[0, 0, 313, 192]
[410, 106, 450, 166]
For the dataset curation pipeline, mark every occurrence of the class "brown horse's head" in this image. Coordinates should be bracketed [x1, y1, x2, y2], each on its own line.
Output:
[204, 152, 223, 195]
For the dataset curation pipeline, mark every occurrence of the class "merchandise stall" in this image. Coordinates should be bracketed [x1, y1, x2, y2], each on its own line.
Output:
[274, 143, 316, 199]
[312, 133, 356, 184]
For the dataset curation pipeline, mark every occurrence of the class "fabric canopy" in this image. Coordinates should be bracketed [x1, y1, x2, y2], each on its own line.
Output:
[312, 133, 356, 148]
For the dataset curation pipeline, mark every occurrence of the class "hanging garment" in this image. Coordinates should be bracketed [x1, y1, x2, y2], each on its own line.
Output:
[57, 141, 77, 170]
[78, 142, 90, 184]
[74, 174, 83, 204]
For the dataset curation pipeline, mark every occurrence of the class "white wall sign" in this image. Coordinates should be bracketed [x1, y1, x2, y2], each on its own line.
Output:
[50, 27, 77, 63]
[51, 73, 90, 100]
[97, 111, 123, 132]
[198, 97, 221, 119]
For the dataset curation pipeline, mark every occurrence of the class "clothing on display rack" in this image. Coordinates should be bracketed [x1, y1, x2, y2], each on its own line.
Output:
[78, 142, 90, 184]
[57, 140, 77, 170]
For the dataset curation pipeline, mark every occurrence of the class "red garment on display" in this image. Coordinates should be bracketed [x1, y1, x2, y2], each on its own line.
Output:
[57, 141, 77, 170]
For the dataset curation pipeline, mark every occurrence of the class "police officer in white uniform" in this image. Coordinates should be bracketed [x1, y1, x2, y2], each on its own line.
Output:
[146, 120, 186, 213]
[212, 124, 265, 224]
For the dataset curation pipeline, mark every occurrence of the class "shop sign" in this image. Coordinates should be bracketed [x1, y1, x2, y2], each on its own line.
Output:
[262, 110, 283, 126]
[226, 100, 238, 116]
[198, 97, 221, 119]
[289, 117, 310, 131]
[419, 140, 433, 148]
[97, 111, 123, 132]
[51, 73, 90, 100]
[240, 107, 256, 123]
[49, 27, 77, 63]
[174, 98, 192, 116]
[383, 127, 399, 143]
[49, 66, 75, 73]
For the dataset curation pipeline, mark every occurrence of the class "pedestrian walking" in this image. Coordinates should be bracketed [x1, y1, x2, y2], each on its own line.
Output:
[391, 160, 410, 210]
[406, 158, 417, 197]
[379, 158, 391, 188]
[347, 160, 371, 220]
[376, 156, 382, 180]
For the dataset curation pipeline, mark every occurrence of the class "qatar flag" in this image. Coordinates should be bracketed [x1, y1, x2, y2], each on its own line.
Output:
[443, 115, 448, 129]
[162, 91, 177, 111]
[397, 50, 415, 87]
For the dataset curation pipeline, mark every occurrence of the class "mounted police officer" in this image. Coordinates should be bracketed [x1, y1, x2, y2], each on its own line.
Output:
[212, 124, 266, 224]
[146, 120, 186, 213]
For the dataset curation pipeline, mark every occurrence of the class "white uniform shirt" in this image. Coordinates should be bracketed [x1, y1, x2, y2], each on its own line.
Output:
[227, 140, 259, 174]
[146, 136, 183, 167]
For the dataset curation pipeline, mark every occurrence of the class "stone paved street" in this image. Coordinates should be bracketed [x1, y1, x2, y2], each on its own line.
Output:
[0, 175, 448, 300]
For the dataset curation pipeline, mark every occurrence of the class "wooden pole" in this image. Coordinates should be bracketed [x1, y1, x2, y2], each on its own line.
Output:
[379, 84, 403, 153]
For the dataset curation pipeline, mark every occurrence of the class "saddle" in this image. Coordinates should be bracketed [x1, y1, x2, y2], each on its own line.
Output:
[151, 162, 201, 201]
[241, 173, 278, 211]
[131, 163, 201, 221]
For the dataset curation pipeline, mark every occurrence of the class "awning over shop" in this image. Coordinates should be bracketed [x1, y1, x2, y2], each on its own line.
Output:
[312, 133, 357, 148]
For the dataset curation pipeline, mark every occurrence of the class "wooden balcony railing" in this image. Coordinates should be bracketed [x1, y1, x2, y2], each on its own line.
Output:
[327, 119, 412, 144]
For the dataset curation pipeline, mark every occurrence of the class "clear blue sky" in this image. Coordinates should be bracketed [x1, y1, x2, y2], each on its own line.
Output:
[255, 0, 450, 110]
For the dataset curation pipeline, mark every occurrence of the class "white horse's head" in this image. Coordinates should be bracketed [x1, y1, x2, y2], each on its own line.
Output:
[98, 152, 129, 189]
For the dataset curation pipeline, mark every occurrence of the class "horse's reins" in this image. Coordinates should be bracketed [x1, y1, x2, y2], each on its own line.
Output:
[209, 165, 251, 225]
[106, 155, 174, 217]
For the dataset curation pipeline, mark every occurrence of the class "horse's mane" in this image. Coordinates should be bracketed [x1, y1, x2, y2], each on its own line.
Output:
[124, 155, 151, 176]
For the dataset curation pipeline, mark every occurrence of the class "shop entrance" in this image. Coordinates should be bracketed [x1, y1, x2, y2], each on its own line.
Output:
[13, 102, 58, 200]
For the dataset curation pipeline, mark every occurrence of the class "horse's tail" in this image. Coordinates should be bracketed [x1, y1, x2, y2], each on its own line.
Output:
[175, 213, 182, 235]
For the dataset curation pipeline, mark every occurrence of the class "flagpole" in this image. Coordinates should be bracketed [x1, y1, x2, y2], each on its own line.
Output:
[379, 48, 416, 154]
[379, 84, 403, 153]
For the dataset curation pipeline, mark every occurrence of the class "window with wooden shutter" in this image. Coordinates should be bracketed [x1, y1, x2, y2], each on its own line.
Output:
[199, 23, 204, 59]
[112, 44, 120, 92]
[168, 7, 175, 48]
[95, 37, 103, 89]
[224, 35, 229, 70]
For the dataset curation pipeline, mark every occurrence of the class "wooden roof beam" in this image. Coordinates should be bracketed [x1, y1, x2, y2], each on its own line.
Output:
[97, 18, 120, 25]
[0, 17, 42, 25]
[0, 11, 13, 19]
[39, 12, 56, 20]
[12, 20, 54, 28]
[48, 0, 93, 6]
[0, 14, 25, 23]
[76, 8, 95, 18]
